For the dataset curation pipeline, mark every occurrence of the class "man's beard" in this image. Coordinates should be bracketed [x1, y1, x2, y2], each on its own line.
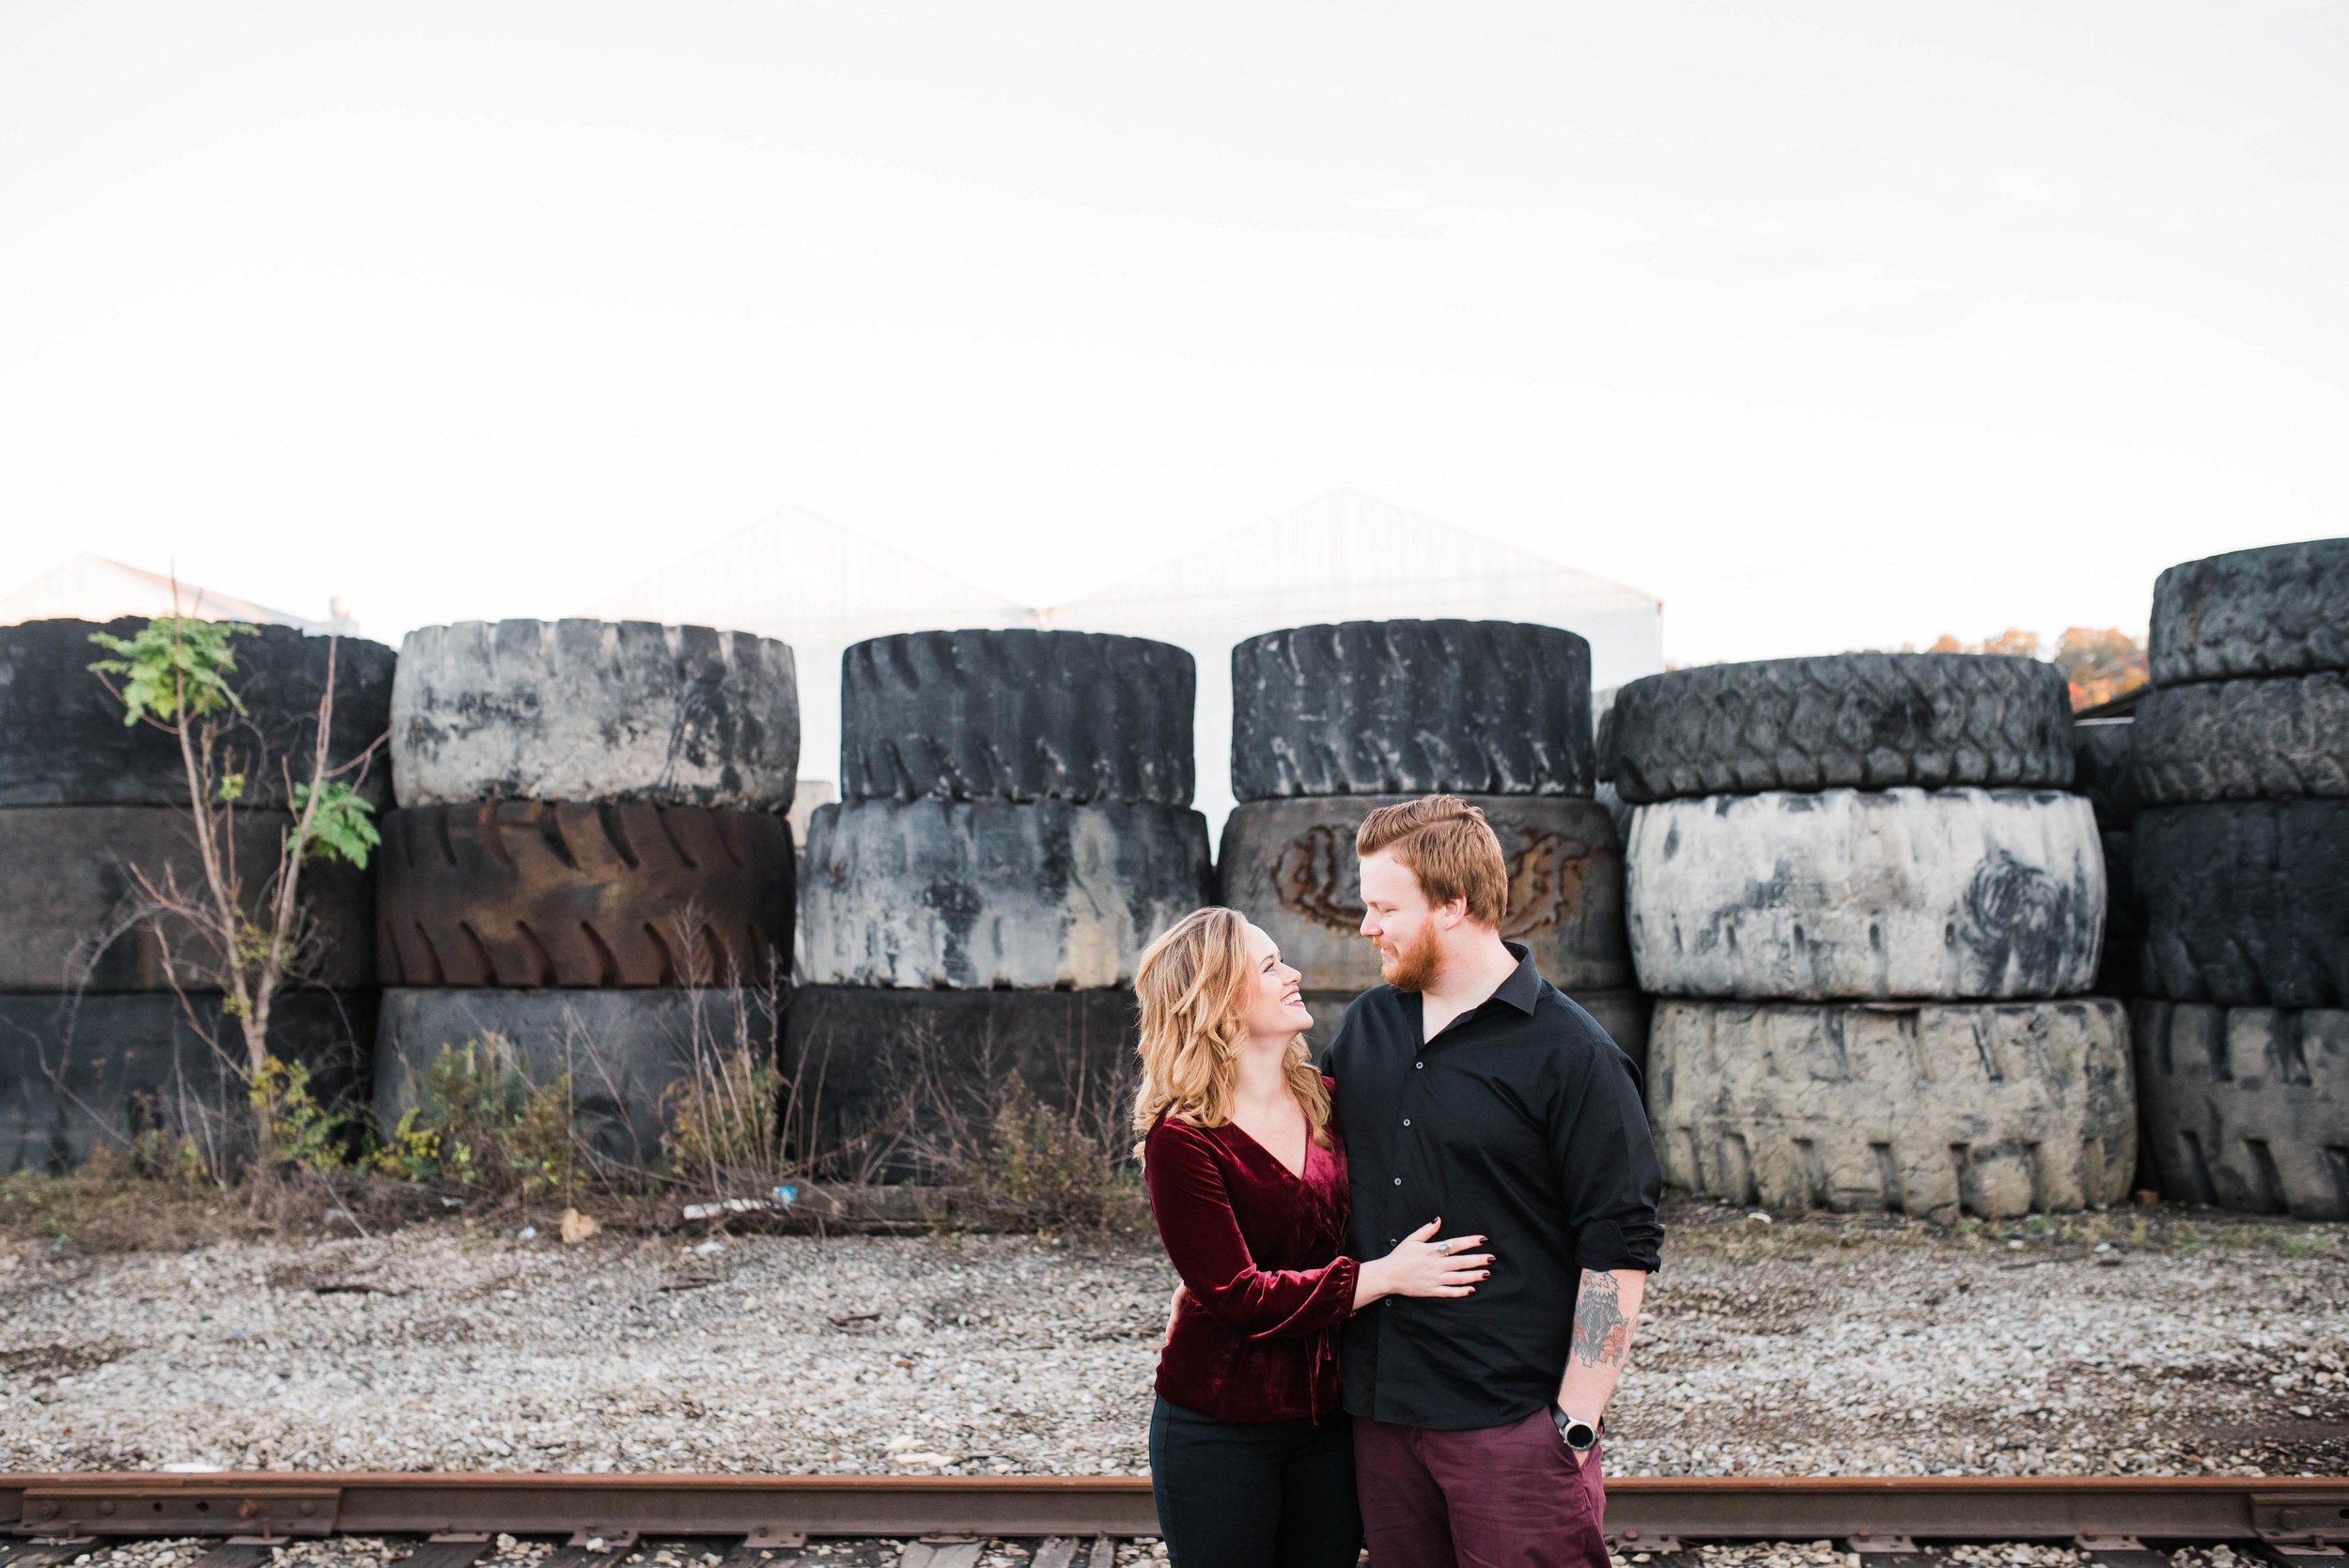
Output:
[1379, 923, 1443, 992]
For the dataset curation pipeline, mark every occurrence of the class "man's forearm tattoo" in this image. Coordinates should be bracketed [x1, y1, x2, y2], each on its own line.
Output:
[1570, 1269, 1630, 1367]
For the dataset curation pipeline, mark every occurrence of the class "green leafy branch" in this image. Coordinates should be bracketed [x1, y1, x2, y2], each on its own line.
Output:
[87, 617, 257, 727]
[290, 780, 381, 870]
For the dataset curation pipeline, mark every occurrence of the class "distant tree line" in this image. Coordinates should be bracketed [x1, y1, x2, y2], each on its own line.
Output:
[1918, 627, 2149, 710]
[1659, 627, 2151, 712]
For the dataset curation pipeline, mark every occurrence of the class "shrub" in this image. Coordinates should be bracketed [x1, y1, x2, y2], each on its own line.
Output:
[663, 1044, 780, 1188]
[976, 1073, 1140, 1232]
[374, 1036, 575, 1198]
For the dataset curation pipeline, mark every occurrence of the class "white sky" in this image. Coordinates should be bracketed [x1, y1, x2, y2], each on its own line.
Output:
[2, 1, 2342, 664]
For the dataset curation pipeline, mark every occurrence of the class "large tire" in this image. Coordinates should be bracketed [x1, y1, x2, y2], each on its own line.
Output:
[1229, 621, 1594, 800]
[840, 630, 1194, 806]
[799, 800, 1213, 989]
[2149, 539, 2349, 686]
[0, 807, 374, 991]
[377, 803, 793, 988]
[1625, 789, 2104, 1001]
[0, 618, 395, 808]
[783, 986, 1139, 1182]
[2072, 718, 2140, 826]
[2137, 801, 2349, 1008]
[1, 990, 375, 1174]
[1219, 796, 1630, 994]
[1647, 998, 2135, 1219]
[392, 621, 799, 810]
[1606, 655, 2074, 805]
[2131, 674, 2349, 804]
[374, 986, 778, 1167]
[2132, 1001, 2349, 1219]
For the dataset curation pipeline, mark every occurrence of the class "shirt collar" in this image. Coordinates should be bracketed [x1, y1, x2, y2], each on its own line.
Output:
[1493, 941, 1543, 1015]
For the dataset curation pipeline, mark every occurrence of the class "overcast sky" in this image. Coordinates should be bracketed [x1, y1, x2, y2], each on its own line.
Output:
[2, 1, 2342, 664]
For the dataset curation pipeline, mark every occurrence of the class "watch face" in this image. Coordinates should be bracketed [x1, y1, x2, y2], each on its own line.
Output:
[1552, 1406, 1596, 1448]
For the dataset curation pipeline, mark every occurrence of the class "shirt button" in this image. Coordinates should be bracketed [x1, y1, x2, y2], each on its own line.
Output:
[1414, 1061, 1423, 1069]
[1402, 1117, 1411, 1126]
[1392, 1177, 1402, 1186]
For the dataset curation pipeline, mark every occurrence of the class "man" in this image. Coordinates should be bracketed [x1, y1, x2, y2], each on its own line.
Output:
[1321, 794, 1662, 1567]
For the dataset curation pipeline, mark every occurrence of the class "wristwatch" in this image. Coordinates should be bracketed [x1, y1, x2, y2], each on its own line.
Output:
[1551, 1404, 1598, 1452]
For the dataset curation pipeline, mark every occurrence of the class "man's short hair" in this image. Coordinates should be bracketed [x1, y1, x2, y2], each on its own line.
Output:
[1355, 794, 1509, 927]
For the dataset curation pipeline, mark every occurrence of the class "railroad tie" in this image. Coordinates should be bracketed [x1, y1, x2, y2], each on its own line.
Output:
[1030, 1543, 1118, 1568]
[1846, 1533, 1937, 1568]
[536, 1529, 641, 1568]
[398, 1532, 496, 1568]
[894, 1542, 979, 1568]
[717, 1529, 808, 1566]
[0, 1541, 100, 1568]
[188, 1543, 279, 1568]
[2077, 1535, 2170, 1568]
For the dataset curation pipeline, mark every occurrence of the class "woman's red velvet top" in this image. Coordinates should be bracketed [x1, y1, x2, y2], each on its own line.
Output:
[1143, 1088, 1358, 1424]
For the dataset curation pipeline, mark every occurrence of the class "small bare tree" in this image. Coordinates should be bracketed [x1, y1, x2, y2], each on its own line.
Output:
[86, 609, 383, 1164]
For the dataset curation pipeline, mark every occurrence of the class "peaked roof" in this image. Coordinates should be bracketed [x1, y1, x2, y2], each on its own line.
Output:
[1052, 489, 1658, 624]
[0, 554, 323, 630]
[580, 504, 1028, 642]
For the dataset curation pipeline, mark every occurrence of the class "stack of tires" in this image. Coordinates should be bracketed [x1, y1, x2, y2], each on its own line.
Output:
[1217, 620, 1645, 1069]
[0, 619, 391, 1172]
[1612, 654, 2135, 1219]
[791, 630, 1212, 1174]
[2129, 540, 2349, 1219]
[376, 620, 800, 1165]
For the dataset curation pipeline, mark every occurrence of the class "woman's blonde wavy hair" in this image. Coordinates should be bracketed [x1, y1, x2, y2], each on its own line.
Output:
[1131, 907, 1332, 1162]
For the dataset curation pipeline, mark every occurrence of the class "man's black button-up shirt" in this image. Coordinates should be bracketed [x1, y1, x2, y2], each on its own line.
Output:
[1323, 942, 1663, 1431]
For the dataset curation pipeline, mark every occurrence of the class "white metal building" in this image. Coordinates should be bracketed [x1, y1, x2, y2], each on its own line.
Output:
[586, 491, 1662, 836]
[582, 505, 1031, 815]
[1049, 490, 1664, 831]
[0, 554, 344, 632]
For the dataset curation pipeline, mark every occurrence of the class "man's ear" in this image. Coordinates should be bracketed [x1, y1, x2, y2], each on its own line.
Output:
[1439, 895, 1470, 931]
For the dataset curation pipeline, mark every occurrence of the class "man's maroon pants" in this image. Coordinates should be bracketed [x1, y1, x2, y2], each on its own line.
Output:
[1352, 1407, 1608, 1568]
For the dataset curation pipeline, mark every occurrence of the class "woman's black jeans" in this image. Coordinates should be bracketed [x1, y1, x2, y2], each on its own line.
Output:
[1147, 1395, 1361, 1568]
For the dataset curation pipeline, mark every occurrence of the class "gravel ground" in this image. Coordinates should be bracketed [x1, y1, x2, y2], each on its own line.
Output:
[3, 1534, 2282, 1568]
[2, 1201, 2344, 1479]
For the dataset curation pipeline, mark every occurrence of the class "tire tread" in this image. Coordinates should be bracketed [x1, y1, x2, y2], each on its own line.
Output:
[1607, 654, 2074, 804]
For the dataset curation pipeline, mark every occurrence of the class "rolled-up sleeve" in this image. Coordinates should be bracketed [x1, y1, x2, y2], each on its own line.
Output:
[1549, 1033, 1665, 1274]
[1144, 1119, 1361, 1340]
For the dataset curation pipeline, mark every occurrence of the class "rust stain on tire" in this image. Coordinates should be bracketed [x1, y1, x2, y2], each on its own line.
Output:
[1272, 825, 1585, 939]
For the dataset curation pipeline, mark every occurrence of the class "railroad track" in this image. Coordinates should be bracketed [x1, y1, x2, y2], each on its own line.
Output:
[5, 1475, 2347, 1567]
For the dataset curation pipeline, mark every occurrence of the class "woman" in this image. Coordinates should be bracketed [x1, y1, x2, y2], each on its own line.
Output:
[1133, 907, 1493, 1568]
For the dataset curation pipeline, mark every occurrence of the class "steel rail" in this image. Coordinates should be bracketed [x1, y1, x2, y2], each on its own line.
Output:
[6, 1474, 2348, 1547]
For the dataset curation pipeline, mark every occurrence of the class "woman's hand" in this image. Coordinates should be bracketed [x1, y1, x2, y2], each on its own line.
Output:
[1355, 1218, 1490, 1310]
